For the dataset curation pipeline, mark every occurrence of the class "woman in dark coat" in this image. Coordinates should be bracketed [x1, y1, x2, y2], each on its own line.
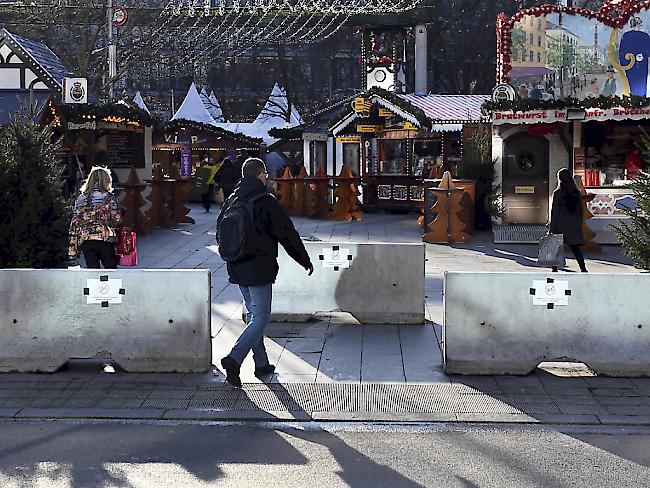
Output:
[549, 168, 591, 272]
[215, 157, 239, 202]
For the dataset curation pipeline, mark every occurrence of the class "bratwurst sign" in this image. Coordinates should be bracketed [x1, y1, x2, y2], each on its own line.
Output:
[492, 106, 650, 125]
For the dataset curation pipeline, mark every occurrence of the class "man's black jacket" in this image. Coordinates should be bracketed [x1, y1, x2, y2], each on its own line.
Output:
[216, 176, 312, 286]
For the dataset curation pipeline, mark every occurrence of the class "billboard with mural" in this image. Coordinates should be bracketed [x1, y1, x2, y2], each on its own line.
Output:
[502, 2, 650, 101]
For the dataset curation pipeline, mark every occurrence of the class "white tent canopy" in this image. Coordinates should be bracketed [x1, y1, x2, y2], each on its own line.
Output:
[133, 91, 150, 114]
[207, 90, 226, 123]
[171, 82, 217, 125]
[254, 82, 303, 126]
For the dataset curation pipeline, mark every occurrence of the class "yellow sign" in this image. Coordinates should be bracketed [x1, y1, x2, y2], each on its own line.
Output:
[379, 108, 393, 117]
[515, 186, 535, 194]
[357, 124, 382, 133]
[336, 137, 362, 143]
[403, 121, 418, 130]
[353, 97, 372, 114]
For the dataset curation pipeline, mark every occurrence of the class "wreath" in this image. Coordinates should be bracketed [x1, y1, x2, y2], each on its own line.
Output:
[518, 151, 535, 172]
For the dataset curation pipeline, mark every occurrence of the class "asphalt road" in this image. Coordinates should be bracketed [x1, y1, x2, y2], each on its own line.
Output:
[0, 421, 649, 487]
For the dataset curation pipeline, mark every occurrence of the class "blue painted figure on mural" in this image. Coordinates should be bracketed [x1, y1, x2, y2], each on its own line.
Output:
[619, 29, 650, 96]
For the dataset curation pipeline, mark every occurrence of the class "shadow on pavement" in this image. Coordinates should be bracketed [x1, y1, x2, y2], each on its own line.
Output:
[0, 422, 308, 487]
[284, 427, 426, 488]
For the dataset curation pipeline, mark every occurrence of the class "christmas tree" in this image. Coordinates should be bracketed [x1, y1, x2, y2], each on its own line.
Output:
[613, 171, 650, 270]
[0, 110, 70, 268]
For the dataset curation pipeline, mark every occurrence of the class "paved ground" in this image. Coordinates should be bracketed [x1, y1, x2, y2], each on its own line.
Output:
[0, 204, 646, 424]
[0, 421, 649, 487]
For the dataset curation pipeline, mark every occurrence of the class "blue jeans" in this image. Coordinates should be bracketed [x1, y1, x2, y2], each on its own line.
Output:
[229, 283, 272, 367]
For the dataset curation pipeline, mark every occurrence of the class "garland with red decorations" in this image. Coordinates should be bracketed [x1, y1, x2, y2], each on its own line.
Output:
[497, 0, 650, 84]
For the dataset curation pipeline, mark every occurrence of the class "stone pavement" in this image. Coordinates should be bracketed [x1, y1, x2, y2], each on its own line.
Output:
[1, 204, 647, 425]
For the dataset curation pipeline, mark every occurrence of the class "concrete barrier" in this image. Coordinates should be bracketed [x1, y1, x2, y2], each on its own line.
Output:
[272, 241, 425, 324]
[0, 269, 211, 373]
[443, 272, 650, 377]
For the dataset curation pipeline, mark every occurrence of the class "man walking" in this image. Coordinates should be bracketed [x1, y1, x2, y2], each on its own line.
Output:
[217, 158, 313, 387]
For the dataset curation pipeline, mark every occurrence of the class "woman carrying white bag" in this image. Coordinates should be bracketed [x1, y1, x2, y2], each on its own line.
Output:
[543, 168, 594, 272]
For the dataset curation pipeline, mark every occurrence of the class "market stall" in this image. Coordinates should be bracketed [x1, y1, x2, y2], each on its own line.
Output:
[489, 1, 650, 243]
[153, 119, 261, 177]
[328, 89, 489, 211]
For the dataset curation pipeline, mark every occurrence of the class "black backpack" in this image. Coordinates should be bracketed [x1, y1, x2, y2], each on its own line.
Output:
[216, 193, 270, 262]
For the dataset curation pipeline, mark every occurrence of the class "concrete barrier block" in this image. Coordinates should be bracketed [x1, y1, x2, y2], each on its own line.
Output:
[0, 269, 211, 373]
[272, 242, 425, 324]
[444, 272, 650, 377]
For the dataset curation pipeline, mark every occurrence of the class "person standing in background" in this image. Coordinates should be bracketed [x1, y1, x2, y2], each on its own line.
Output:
[201, 157, 219, 212]
[69, 166, 122, 269]
[549, 168, 593, 273]
[214, 157, 239, 202]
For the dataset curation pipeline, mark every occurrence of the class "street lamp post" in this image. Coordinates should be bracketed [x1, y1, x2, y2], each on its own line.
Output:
[107, 0, 117, 101]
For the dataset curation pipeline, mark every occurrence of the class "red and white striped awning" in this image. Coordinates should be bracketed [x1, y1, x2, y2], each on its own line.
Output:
[397, 94, 490, 124]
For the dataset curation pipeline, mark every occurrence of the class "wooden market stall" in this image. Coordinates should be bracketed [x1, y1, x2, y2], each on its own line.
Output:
[153, 119, 261, 177]
[327, 89, 490, 211]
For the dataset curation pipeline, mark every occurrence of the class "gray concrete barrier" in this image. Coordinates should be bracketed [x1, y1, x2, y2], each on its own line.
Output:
[443, 272, 650, 377]
[0, 269, 211, 373]
[272, 241, 425, 324]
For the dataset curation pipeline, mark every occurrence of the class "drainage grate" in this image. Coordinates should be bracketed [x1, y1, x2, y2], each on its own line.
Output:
[95, 398, 146, 409]
[493, 225, 548, 244]
[188, 391, 240, 410]
[141, 398, 189, 409]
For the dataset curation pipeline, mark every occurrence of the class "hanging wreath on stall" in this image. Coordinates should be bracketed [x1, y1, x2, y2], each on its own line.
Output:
[518, 151, 536, 172]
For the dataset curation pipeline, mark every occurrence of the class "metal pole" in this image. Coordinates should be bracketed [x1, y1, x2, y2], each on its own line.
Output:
[415, 24, 428, 94]
[107, 0, 116, 101]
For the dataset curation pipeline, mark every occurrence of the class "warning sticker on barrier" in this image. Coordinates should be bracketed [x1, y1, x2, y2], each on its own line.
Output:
[531, 279, 569, 306]
[321, 248, 351, 269]
[85, 278, 123, 305]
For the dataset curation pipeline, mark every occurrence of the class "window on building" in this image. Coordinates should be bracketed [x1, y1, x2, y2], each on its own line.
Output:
[530, 50, 534, 62]
[380, 140, 408, 175]
[522, 51, 526, 62]
[537, 52, 542, 63]
[530, 33, 534, 44]
[538, 19, 542, 30]
[530, 17, 534, 27]
[538, 36, 542, 47]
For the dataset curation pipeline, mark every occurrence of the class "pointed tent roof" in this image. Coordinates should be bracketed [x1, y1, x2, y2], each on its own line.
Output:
[198, 86, 225, 123]
[171, 82, 217, 125]
[133, 91, 150, 114]
[208, 90, 226, 123]
[253, 82, 303, 126]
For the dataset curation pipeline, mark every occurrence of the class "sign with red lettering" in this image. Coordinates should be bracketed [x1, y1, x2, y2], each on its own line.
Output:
[493, 107, 650, 125]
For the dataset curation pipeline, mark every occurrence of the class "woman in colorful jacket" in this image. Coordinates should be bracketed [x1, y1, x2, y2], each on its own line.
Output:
[69, 166, 122, 268]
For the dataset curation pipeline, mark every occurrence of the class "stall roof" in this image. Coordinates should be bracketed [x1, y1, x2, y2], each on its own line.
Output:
[330, 90, 489, 135]
[2, 29, 74, 90]
[397, 94, 490, 124]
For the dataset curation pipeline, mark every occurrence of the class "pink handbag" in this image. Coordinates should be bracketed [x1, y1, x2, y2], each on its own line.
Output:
[118, 233, 138, 266]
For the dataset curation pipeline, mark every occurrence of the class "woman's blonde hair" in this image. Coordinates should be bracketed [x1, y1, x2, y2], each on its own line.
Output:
[79, 166, 113, 195]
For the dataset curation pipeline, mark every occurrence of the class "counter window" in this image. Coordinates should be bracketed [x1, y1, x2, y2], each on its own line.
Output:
[582, 121, 649, 186]
[413, 139, 442, 177]
[380, 140, 408, 175]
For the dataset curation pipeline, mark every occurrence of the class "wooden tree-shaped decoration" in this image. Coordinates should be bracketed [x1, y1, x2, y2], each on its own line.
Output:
[276, 166, 294, 213]
[328, 166, 362, 221]
[146, 166, 174, 228]
[290, 166, 308, 216]
[305, 166, 330, 219]
[423, 172, 471, 243]
[575, 175, 600, 252]
[120, 167, 153, 235]
[168, 164, 195, 225]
